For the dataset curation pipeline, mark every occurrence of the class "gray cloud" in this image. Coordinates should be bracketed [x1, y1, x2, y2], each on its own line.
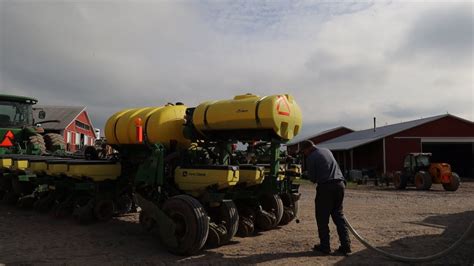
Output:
[394, 3, 473, 66]
[0, 1, 472, 140]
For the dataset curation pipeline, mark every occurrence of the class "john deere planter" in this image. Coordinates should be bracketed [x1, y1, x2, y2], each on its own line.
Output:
[102, 93, 303, 254]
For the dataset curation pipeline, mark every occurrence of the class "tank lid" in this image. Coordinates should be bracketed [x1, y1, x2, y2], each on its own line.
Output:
[234, 93, 259, 100]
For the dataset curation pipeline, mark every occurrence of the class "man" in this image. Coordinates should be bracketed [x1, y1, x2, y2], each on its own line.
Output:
[299, 140, 351, 255]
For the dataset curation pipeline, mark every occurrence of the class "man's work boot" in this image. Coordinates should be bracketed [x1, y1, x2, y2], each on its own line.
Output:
[313, 244, 331, 255]
[335, 245, 352, 256]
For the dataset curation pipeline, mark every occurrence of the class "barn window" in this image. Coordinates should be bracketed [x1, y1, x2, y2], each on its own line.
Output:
[84, 135, 89, 146]
[75, 120, 90, 131]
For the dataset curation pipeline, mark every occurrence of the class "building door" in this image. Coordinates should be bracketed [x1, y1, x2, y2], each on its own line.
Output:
[422, 142, 473, 178]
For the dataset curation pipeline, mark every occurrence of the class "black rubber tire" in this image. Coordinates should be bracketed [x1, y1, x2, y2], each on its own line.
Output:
[259, 194, 284, 228]
[443, 172, 461, 191]
[218, 200, 239, 244]
[43, 133, 66, 153]
[393, 171, 406, 189]
[161, 195, 209, 255]
[29, 134, 46, 154]
[279, 193, 299, 225]
[206, 200, 239, 246]
[237, 216, 255, 237]
[94, 199, 115, 222]
[415, 171, 432, 190]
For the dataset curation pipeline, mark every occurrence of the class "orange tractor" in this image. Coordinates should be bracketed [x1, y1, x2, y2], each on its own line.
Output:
[393, 153, 460, 191]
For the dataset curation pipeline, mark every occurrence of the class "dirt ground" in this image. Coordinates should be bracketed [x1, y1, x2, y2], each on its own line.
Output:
[1, 181, 473, 265]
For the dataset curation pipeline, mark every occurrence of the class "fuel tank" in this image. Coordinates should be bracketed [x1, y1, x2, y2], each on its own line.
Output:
[104, 105, 190, 148]
[192, 94, 302, 140]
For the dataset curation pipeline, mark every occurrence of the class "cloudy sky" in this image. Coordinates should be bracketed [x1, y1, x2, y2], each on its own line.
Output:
[0, 0, 472, 140]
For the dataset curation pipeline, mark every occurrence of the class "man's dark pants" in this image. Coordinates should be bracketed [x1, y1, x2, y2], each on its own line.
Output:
[315, 181, 351, 250]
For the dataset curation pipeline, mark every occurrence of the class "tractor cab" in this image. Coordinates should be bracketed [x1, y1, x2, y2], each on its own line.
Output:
[0, 95, 38, 128]
[402, 153, 432, 175]
[0, 94, 64, 155]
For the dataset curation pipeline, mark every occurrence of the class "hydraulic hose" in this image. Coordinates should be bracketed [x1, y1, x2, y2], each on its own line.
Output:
[344, 217, 474, 263]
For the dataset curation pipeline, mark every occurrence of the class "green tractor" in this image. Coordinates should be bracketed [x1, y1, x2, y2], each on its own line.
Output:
[0, 94, 66, 155]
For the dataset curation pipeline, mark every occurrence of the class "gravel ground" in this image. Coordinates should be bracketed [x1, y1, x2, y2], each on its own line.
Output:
[0, 181, 473, 265]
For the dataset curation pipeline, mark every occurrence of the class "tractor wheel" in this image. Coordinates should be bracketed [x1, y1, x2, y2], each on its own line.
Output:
[393, 171, 406, 189]
[205, 200, 239, 247]
[256, 194, 284, 230]
[94, 199, 115, 222]
[415, 171, 432, 190]
[443, 172, 460, 191]
[161, 195, 209, 255]
[43, 133, 66, 153]
[28, 134, 46, 154]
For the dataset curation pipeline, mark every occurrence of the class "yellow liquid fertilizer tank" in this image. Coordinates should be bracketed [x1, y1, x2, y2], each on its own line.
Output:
[105, 105, 191, 148]
[192, 94, 302, 140]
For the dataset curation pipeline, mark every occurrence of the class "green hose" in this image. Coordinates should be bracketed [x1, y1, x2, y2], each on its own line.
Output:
[344, 217, 474, 263]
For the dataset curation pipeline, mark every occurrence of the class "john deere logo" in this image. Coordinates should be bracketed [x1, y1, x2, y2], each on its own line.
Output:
[0, 131, 14, 147]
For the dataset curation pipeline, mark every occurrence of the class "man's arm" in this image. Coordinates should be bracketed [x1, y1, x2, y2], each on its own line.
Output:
[306, 154, 318, 183]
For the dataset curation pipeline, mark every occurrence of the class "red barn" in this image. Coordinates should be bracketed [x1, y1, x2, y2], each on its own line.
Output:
[34, 105, 96, 152]
[290, 114, 474, 178]
[287, 126, 354, 154]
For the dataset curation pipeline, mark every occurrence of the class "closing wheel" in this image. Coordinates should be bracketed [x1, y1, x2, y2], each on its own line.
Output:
[415, 171, 432, 190]
[94, 199, 115, 221]
[443, 172, 460, 191]
[236, 207, 256, 237]
[206, 200, 239, 247]
[161, 195, 209, 255]
[257, 194, 284, 230]
[279, 193, 299, 225]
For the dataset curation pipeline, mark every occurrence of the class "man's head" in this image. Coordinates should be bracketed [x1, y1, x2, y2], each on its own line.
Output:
[298, 140, 316, 156]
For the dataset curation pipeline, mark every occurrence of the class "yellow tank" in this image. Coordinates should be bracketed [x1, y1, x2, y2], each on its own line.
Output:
[239, 165, 265, 186]
[104, 105, 190, 148]
[192, 94, 302, 140]
[174, 165, 239, 195]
